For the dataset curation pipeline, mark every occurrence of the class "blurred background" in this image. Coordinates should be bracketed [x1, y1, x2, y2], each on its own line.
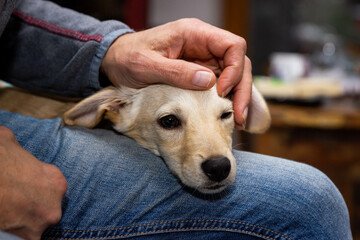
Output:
[52, 0, 360, 236]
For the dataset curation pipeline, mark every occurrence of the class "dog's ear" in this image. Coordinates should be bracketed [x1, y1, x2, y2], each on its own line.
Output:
[63, 86, 134, 129]
[244, 86, 271, 133]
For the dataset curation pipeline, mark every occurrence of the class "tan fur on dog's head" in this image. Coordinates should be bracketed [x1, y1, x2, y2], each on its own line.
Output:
[64, 84, 270, 193]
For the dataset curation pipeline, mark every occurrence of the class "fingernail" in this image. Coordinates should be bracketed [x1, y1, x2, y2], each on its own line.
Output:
[235, 123, 244, 131]
[242, 107, 249, 121]
[235, 119, 247, 131]
[222, 86, 234, 98]
[235, 107, 249, 131]
[192, 71, 212, 88]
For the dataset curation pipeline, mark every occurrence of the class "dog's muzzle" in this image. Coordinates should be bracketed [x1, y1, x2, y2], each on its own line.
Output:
[201, 156, 231, 182]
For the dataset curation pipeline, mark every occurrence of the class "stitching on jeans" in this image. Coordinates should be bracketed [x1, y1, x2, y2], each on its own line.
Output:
[11, 9, 104, 43]
[44, 219, 292, 240]
[45, 228, 280, 240]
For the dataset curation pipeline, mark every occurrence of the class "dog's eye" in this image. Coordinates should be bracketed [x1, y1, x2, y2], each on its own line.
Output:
[158, 115, 181, 129]
[220, 111, 233, 120]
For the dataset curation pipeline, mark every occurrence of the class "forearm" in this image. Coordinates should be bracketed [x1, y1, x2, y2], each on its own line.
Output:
[0, 0, 133, 97]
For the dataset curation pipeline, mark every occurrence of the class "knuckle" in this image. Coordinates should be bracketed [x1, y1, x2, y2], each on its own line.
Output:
[245, 56, 252, 70]
[0, 126, 16, 141]
[229, 35, 247, 52]
[36, 165, 66, 227]
[46, 164, 68, 196]
[59, 176, 68, 196]
[236, 36, 247, 50]
[167, 62, 190, 84]
[187, 18, 203, 24]
[44, 208, 62, 226]
[176, 18, 203, 28]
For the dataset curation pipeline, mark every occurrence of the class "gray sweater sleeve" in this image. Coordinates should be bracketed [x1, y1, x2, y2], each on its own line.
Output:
[0, 0, 134, 97]
[0, 231, 23, 240]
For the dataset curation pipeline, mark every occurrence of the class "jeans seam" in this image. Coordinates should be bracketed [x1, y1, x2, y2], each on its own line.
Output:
[43, 219, 292, 240]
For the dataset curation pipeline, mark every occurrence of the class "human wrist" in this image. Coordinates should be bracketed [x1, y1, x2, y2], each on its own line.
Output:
[98, 31, 135, 88]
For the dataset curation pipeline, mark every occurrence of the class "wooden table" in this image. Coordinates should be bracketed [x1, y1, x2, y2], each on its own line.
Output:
[269, 98, 360, 129]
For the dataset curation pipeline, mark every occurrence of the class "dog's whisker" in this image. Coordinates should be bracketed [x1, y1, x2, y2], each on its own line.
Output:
[232, 143, 244, 150]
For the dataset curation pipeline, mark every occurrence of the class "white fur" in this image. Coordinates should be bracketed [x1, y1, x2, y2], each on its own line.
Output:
[64, 84, 270, 193]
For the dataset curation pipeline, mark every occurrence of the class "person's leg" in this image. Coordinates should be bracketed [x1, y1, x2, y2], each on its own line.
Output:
[0, 110, 352, 240]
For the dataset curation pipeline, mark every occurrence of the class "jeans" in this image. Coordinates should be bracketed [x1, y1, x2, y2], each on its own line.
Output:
[0, 110, 352, 240]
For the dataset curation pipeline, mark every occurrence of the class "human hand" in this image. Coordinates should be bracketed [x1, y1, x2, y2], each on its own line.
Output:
[0, 127, 67, 240]
[101, 18, 251, 129]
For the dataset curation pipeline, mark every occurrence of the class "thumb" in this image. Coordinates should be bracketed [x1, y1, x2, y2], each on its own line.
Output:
[153, 56, 216, 90]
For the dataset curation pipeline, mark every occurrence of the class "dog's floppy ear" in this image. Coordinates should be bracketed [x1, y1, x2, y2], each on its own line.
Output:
[244, 86, 271, 133]
[63, 86, 133, 128]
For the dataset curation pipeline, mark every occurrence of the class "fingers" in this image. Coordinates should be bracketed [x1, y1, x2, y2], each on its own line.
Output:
[157, 52, 253, 130]
[215, 42, 247, 97]
[148, 54, 217, 90]
[186, 21, 247, 96]
[102, 18, 252, 122]
[102, 30, 218, 90]
[0, 128, 67, 240]
[179, 19, 251, 127]
[231, 57, 253, 129]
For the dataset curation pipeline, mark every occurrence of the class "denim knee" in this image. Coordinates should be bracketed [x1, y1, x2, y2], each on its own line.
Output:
[286, 164, 351, 239]
[236, 151, 352, 239]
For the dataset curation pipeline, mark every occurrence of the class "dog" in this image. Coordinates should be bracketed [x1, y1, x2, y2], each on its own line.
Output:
[63, 84, 271, 194]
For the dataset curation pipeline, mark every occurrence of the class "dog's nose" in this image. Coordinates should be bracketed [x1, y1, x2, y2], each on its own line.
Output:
[201, 157, 231, 182]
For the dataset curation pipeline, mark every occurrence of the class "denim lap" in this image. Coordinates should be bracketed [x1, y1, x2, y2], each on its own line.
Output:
[0, 110, 352, 240]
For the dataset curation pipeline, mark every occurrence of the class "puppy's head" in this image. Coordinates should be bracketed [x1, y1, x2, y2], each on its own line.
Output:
[64, 84, 270, 194]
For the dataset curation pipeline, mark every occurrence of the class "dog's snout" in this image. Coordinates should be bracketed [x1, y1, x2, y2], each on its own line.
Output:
[201, 157, 231, 182]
